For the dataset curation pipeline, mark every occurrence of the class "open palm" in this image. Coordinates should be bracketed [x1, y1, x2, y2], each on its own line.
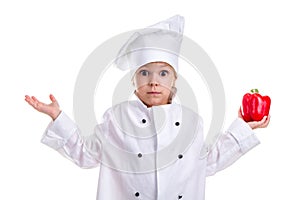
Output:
[25, 94, 61, 120]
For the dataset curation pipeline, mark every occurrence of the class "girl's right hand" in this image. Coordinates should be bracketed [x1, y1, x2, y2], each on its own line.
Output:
[25, 94, 61, 121]
[238, 107, 271, 130]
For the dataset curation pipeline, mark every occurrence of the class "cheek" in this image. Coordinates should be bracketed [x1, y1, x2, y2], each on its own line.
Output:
[135, 81, 147, 91]
[160, 78, 175, 89]
[133, 76, 147, 88]
[135, 85, 148, 94]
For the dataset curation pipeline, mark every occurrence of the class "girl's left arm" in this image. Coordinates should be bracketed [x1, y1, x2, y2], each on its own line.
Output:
[205, 118, 260, 176]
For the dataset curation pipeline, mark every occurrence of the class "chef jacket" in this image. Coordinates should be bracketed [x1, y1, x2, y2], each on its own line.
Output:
[41, 98, 260, 200]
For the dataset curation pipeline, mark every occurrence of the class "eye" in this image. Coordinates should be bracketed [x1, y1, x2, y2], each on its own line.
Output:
[139, 70, 149, 76]
[160, 70, 169, 77]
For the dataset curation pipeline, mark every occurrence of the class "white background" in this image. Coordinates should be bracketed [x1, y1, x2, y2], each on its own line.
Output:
[1, 0, 299, 199]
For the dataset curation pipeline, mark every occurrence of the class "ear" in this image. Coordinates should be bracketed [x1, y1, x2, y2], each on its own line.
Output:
[131, 76, 136, 86]
[171, 78, 177, 87]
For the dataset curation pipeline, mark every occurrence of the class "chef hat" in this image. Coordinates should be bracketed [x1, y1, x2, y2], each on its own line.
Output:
[115, 15, 185, 73]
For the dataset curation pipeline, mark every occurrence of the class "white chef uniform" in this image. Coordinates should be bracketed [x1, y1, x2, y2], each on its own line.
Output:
[41, 15, 260, 200]
[42, 98, 259, 200]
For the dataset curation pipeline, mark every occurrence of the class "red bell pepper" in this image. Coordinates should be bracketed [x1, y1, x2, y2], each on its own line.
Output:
[241, 89, 271, 122]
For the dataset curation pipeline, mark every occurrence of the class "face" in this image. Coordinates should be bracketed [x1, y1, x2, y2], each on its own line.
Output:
[133, 62, 177, 107]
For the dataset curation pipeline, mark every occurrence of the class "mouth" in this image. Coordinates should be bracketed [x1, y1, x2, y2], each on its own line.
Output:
[147, 91, 161, 95]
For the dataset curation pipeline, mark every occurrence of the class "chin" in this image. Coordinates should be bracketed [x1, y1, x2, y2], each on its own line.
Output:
[146, 99, 168, 107]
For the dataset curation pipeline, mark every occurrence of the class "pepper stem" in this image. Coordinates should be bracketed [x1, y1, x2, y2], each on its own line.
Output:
[251, 89, 259, 93]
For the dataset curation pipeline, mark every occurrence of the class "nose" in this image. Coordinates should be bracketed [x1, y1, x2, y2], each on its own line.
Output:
[149, 81, 159, 86]
[149, 74, 159, 86]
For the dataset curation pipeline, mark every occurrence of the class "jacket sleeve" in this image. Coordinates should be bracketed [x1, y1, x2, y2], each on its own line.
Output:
[206, 118, 260, 176]
[41, 111, 102, 169]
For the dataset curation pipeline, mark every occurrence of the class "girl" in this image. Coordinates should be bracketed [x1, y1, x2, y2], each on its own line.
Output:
[25, 15, 270, 200]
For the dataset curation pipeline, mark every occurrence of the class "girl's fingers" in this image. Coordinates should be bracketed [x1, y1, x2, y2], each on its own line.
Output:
[255, 116, 267, 128]
[261, 116, 267, 123]
[26, 96, 43, 110]
[49, 94, 56, 103]
[261, 115, 271, 128]
[31, 96, 38, 102]
[238, 107, 243, 118]
[25, 95, 36, 106]
[24, 95, 31, 103]
[31, 96, 40, 107]
[252, 115, 270, 129]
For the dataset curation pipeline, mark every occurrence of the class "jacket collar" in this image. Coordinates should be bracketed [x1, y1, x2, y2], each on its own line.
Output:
[132, 93, 175, 112]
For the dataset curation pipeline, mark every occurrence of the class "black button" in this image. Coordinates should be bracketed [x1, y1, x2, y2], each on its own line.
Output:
[135, 192, 140, 197]
[142, 119, 147, 123]
[175, 122, 180, 126]
[178, 154, 183, 159]
[178, 195, 183, 199]
[138, 153, 143, 158]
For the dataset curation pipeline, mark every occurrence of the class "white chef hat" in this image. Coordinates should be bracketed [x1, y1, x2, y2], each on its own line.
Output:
[115, 15, 185, 73]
